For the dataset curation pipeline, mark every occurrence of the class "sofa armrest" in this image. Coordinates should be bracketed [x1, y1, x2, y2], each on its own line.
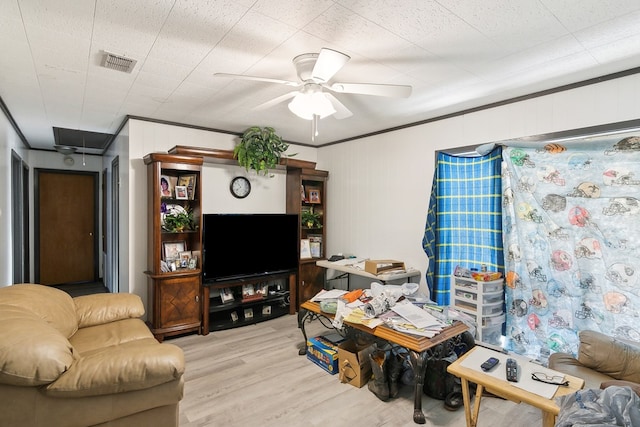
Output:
[75, 293, 145, 328]
[578, 330, 640, 383]
[548, 352, 614, 390]
[45, 339, 184, 397]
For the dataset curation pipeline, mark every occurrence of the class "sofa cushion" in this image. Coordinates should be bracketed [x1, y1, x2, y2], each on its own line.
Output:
[70, 318, 155, 355]
[0, 284, 78, 338]
[75, 293, 145, 328]
[45, 339, 185, 397]
[0, 305, 75, 386]
[578, 330, 640, 383]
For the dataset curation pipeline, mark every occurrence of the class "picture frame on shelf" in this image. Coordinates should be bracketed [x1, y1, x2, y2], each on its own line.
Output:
[300, 239, 312, 259]
[175, 185, 188, 200]
[307, 186, 321, 204]
[163, 241, 186, 261]
[188, 256, 198, 269]
[301, 184, 307, 202]
[262, 305, 272, 316]
[230, 311, 239, 322]
[178, 174, 197, 200]
[256, 283, 269, 296]
[221, 287, 235, 303]
[160, 175, 173, 198]
[244, 307, 254, 319]
[178, 250, 192, 268]
[242, 284, 255, 298]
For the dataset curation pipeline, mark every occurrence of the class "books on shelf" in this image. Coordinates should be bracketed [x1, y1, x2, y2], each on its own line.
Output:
[309, 234, 322, 258]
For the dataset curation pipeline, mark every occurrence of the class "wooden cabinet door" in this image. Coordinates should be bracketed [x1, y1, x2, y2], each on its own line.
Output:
[298, 262, 325, 308]
[156, 275, 201, 328]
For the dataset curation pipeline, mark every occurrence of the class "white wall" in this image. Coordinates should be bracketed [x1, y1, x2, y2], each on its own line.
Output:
[318, 73, 640, 296]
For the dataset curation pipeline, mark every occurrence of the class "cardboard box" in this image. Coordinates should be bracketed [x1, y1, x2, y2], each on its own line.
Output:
[365, 259, 406, 275]
[337, 340, 375, 388]
[306, 333, 345, 375]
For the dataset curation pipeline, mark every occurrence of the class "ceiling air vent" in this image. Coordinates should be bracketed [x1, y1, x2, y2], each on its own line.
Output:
[101, 51, 137, 73]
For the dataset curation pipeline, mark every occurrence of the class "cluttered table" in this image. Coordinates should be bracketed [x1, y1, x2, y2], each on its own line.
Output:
[316, 258, 421, 289]
[299, 299, 468, 424]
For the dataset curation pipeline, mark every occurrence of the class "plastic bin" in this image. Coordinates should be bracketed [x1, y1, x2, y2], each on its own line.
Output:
[452, 277, 503, 293]
[454, 299, 503, 316]
[481, 312, 505, 327]
[479, 325, 503, 345]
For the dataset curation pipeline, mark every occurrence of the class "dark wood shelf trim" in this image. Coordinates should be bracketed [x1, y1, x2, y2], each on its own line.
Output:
[168, 145, 318, 170]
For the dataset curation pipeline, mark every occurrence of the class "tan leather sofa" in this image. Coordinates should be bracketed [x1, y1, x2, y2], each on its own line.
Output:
[0, 284, 185, 427]
[549, 329, 640, 393]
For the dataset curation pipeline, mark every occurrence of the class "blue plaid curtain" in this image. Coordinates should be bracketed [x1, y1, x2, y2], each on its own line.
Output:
[423, 148, 504, 305]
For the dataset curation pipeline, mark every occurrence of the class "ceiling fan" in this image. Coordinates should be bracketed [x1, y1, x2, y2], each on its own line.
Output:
[215, 48, 412, 140]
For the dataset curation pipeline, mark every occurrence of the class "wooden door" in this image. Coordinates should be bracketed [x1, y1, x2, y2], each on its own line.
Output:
[298, 261, 325, 309]
[37, 170, 98, 285]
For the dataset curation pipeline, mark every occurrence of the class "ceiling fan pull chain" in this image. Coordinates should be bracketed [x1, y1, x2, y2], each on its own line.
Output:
[312, 115, 319, 142]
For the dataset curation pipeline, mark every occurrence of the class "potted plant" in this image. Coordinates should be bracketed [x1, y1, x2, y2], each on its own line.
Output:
[301, 210, 322, 229]
[162, 205, 195, 232]
[233, 126, 294, 176]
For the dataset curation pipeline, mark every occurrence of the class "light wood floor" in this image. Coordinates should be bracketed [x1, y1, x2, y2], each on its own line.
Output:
[170, 313, 545, 427]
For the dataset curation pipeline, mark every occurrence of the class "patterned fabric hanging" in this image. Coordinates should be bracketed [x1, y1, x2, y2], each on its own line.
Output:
[423, 149, 504, 305]
[502, 135, 640, 362]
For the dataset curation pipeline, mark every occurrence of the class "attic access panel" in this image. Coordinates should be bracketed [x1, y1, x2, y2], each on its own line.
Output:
[53, 128, 114, 151]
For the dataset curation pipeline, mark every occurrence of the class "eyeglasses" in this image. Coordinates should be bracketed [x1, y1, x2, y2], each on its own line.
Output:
[531, 372, 569, 386]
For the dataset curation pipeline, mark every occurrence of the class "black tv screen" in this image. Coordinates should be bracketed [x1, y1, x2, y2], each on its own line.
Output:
[202, 213, 299, 282]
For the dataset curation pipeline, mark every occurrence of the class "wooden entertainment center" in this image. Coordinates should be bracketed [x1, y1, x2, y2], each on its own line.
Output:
[143, 146, 329, 335]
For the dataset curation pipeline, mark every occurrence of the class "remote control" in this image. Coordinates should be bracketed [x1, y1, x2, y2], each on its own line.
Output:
[506, 358, 518, 382]
[480, 357, 499, 371]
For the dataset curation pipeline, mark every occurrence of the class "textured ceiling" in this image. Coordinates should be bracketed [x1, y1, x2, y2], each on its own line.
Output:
[2, 0, 640, 154]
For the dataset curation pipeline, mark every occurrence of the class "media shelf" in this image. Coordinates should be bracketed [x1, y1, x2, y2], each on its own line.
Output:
[203, 272, 296, 332]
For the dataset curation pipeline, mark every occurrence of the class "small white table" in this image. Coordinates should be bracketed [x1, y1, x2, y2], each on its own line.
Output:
[447, 346, 584, 427]
[316, 259, 420, 289]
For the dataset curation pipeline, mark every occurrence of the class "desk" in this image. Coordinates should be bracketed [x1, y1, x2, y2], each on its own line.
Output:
[299, 300, 468, 424]
[316, 260, 421, 290]
[447, 346, 584, 427]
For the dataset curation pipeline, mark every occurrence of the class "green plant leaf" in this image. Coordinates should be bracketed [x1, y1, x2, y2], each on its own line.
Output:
[234, 126, 290, 177]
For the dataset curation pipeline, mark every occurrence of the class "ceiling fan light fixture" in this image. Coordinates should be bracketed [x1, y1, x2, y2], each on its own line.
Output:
[54, 145, 77, 155]
[288, 92, 335, 120]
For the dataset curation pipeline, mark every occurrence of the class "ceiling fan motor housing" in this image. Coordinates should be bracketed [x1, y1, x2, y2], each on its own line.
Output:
[293, 53, 320, 82]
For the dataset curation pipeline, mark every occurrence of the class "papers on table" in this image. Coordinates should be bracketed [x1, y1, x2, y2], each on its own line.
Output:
[391, 300, 444, 329]
[328, 257, 366, 267]
[310, 289, 447, 337]
[311, 289, 347, 301]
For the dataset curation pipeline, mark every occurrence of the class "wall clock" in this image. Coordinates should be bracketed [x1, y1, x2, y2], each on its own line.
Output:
[230, 176, 251, 199]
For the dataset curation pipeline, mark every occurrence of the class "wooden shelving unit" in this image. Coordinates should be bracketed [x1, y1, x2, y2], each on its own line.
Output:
[286, 167, 328, 310]
[144, 153, 205, 341]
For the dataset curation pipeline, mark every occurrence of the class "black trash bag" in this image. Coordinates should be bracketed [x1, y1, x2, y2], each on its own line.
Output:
[423, 331, 475, 401]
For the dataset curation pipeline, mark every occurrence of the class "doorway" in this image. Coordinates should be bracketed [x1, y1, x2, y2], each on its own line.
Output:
[11, 150, 29, 284]
[35, 169, 99, 285]
[110, 156, 120, 293]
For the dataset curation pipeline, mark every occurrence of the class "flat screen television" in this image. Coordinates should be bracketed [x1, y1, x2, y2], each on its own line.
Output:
[202, 213, 299, 283]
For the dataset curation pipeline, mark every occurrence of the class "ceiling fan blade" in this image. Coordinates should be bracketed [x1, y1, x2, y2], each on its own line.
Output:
[311, 48, 350, 83]
[253, 91, 299, 110]
[329, 82, 412, 98]
[324, 93, 353, 119]
[214, 73, 300, 87]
